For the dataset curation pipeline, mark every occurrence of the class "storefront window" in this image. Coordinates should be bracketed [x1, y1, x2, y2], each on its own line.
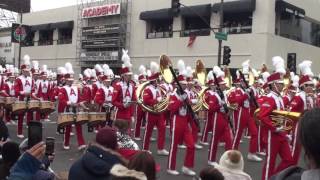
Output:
[58, 28, 73, 44]
[23, 31, 35, 47]
[39, 30, 53, 46]
[147, 20, 173, 39]
[276, 11, 320, 48]
[223, 12, 252, 34]
[181, 16, 211, 37]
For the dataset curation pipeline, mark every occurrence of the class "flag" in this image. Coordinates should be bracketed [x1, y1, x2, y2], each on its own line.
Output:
[187, 34, 196, 47]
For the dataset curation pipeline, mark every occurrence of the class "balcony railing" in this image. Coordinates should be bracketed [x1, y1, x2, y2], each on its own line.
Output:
[80, 51, 119, 61]
[222, 26, 252, 34]
[147, 31, 173, 39]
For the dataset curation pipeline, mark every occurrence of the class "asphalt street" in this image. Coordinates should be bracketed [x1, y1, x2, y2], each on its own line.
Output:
[6, 112, 305, 180]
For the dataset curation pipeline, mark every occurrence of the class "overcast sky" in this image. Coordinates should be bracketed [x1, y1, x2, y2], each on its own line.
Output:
[31, 0, 78, 11]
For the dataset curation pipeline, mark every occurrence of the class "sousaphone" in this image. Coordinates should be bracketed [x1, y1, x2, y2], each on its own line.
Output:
[160, 55, 173, 84]
[195, 60, 207, 86]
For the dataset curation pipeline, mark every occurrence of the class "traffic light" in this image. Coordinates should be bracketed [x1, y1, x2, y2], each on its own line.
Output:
[223, 46, 231, 65]
[287, 53, 296, 73]
[171, 0, 180, 17]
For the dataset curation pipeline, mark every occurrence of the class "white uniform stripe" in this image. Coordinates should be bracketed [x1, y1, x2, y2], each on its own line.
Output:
[258, 125, 261, 153]
[201, 112, 209, 142]
[168, 115, 176, 170]
[232, 107, 242, 149]
[209, 113, 217, 160]
[265, 130, 271, 180]
[292, 123, 298, 156]
[142, 112, 149, 150]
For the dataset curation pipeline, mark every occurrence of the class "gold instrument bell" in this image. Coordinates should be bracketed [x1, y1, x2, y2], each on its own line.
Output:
[160, 55, 173, 84]
[254, 109, 301, 131]
[195, 60, 207, 86]
[223, 66, 232, 89]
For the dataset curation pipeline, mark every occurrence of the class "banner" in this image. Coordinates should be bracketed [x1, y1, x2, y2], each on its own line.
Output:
[82, 3, 121, 18]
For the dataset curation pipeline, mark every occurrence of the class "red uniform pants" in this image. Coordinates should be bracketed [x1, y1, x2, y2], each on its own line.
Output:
[201, 112, 213, 143]
[17, 111, 33, 135]
[142, 112, 165, 150]
[64, 124, 85, 147]
[134, 106, 145, 138]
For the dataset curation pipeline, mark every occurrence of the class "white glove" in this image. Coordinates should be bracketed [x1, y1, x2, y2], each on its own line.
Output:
[20, 91, 25, 95]
[245, 89, 251, 94]
[191, 99, 198, 104]
[157, 97, 162, 102]
[67, 101, 72, 105]
[124, 102, 130, 108]
[286, 134, 292, 142]
[275, 126, 284, 133]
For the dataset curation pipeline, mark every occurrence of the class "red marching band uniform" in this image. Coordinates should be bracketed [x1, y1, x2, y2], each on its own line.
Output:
[257, 56, 294, 180]
[1, 65, 16, 124]
[58, 63, 85, 150]
[36, 65, 52, 121]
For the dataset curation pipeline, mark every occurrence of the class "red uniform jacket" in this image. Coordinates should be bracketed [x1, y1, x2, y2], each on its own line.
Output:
[94, 86, 113, 106]
[37, 80, 51, 100]
[112, 81, 136, 120]
[1, 81, 15, 97]
[143, 84, 162, 119]
[80, 85, 92, 104]
[14, 75, 37, 101]
[58, 85, 81, 113]
[228, 87, 250, 109]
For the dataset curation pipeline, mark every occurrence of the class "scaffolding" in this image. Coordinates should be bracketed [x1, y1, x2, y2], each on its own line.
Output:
[0, 8, 17, 28]
[76, 0, 132, 72]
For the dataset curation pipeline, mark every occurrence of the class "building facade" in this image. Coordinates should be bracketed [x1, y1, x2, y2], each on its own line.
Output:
[14, 0, 320, 76]
[0, 27, 14, 64]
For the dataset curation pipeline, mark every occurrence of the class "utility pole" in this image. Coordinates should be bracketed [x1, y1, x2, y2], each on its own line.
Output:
[217, 0, 224, 67]
[17, 11, 23, 68]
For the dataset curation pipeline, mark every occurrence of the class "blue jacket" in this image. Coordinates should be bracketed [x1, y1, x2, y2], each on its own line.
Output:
[8, 152, 41, 180]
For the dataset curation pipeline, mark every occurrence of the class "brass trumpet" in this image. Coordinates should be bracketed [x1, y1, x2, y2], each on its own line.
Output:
[254, 108, 301, 131]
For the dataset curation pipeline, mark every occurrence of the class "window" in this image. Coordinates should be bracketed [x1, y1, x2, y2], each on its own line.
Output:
[39, 30, 53, 46]
[181, 16, 211, 37]
[58, 28, 72, 44]
[147, 20, 173, 39]
[223, 12, 252, 34]
[276, 11, 320, 48]
[23, 31, 35, 47]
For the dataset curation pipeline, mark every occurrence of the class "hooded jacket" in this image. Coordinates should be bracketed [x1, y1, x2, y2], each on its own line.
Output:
[68, 144, 126, 180]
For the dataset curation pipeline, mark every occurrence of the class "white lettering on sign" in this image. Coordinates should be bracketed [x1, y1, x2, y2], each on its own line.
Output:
[82, 3, 121, 18]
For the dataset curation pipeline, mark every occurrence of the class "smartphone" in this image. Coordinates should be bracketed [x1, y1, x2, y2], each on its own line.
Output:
[45, 137, 55, 155]
[28, 121, 43, 148]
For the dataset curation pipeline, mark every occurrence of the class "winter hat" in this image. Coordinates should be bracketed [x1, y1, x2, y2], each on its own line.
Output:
[1, 141, 21, 163]
[110, 164, 147, 180]
[219, 150, 244, 172]
[96, 127, 118, 150]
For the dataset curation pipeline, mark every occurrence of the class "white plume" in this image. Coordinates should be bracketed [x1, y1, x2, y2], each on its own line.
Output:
[52, 72, 57, 78]
[14, 67, 19, 74]
[272, 56, 286, 74]
[236, 70, 240, 79]
[242, 60, 250, 74]
[252, 68, 259, 77]
[150, 62, 159, 74]
[102, 64, 110, 71]
[57, 67, 67, 75]
[207, 70, 214, 81]
[84, 69, 91, 78]
[94, 64, 103, 73]
[133, 74, 139, 83]
[186, 66, 193, 78]
[261, 72, 270, 83]
[299, 60, 313, 77]
[42, 65, 47, 72]
[91, 69, 97, 78]
[121, 49, 132, 68]
[177, 60, 186, 75]
[23, 55, 31, 65]
[32, 61, 39, 69]
[65, 62, 74, 74]
[138, 65, 147, 75]
[213, 66, 225, 78]
[147, 70, 151, 77]
[79, 74, 83, 79]
[292, 75, 299, 88]
[290, 72, 295, 80]
[106, 69, 114, 78]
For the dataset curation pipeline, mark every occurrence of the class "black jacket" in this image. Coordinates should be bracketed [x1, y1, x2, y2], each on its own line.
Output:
[270, 166, 304, 180]
[68, 145, 125, 180]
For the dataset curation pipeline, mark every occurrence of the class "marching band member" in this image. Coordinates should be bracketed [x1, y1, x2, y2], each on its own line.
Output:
[0, 66, 5, 90]
[142, 62, 168, 155]
[52, 67, 66, 102]
[206, 67, 232, 165]
[134, 65, 147, 140]
[94, 67, 114, 128]
[112, 49, 136, 127]
[316, 79, 320, 107]
[289, 60, 315, 166]
[80, 69, 92, 105]
[185, 66, 202, 150]
[36, 65, 51, 121]
[167, 60, 196, 176]
[228, 60, 261, 162]
[257, 56, 294, 180]
[282, 74, 299, 108]
[92, 64, 103, 97]
[14, 55, 38, 138]
[1, 65, 15, 124]
[58, 63, 86, 150]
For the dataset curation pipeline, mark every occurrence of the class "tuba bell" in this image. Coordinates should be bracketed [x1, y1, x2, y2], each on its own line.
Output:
[254, 108, 301, 131]
[160, 55, 173, 84]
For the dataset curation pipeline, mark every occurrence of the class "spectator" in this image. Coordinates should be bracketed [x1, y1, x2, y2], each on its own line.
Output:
[8, 142, 46, 180]
[110, 164, 147, 180]
[0, 118, 9, 142]
[128, 151, 156, 180]
[199, 167, 225, 180]
[68, 127, 127, 180]
[215, 150, 252, 180]
[271, 108, 320, 180]
[0, 141, 21, 179]
[114, 120, 139, 150]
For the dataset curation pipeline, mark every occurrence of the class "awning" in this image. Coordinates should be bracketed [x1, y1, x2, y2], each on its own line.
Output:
[51, 21, 74, 29]
[140, 8, 173, 21]
[275, 0, 305, 17]
[212, 0, 256, 14]
[31, 24, 52, 31]
[180, 4, 212, 17]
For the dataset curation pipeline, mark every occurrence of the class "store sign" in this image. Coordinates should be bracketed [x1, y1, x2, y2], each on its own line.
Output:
[11, 23, 31, 43]
[0, 36, 14, 63]
[82, 3, 121, 18]
[82, 24, 120, 36]
[82, 39, 119, 48]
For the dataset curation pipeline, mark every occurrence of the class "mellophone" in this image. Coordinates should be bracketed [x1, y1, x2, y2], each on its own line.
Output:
[4, 97, 55, 115]
[57, 103, 116, 133]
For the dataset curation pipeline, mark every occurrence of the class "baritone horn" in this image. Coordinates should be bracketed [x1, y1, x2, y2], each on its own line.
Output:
[195, 60, 206, 86]
[254, 109, 301, 131]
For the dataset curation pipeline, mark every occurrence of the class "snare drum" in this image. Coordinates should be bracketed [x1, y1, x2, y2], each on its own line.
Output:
[40, 101, 55, 113]
[57, 113, 74, 127]
[28, 100, 40, 111]
[12, 101, 27, 114]
[110, 109, 116, 121]
[5, 97, 15, 108]
[76, 112, 89, 125]
[88, 112, 106, 125]
[0, 97, 5, 105]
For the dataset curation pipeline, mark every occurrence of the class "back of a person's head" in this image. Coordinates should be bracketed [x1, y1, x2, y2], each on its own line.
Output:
[219, 150, 244, 171]
[96, 127, 118, 150]
[128, 152, 156, 180]
[200, 167, 224, 180]
[110, 164, 147, 180]
[299, 108, 320, 167]
[1, 141, 21, 165]
[114, 120, 130, 133]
